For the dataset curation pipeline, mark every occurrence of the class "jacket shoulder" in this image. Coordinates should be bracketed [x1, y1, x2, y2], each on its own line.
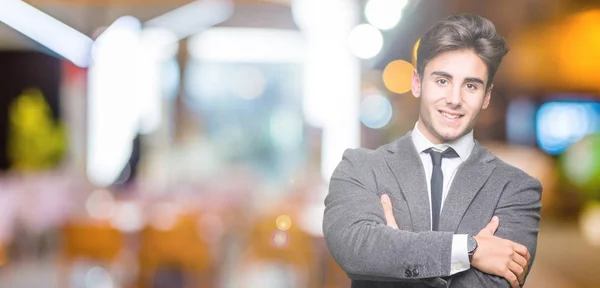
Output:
[340, 142, 394, 166]
[490, 153, 542, 187]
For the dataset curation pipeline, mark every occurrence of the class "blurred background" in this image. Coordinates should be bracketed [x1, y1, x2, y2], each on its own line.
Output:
[0, 0, 599, 287]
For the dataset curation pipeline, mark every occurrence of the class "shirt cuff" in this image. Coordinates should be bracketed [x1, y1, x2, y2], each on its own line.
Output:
[449, 234, 470, 275]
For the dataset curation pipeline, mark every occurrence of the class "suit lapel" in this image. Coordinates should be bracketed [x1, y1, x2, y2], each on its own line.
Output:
[384, 132, 431, 232]
[439, 141, 496, 232]
[384, 134, 497, 233]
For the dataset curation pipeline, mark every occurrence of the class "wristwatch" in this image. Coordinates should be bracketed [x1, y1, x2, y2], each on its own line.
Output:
[467, 235, 478, 263]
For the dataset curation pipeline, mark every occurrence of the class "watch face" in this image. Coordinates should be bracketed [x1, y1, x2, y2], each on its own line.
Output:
[468, 236, 477, 252]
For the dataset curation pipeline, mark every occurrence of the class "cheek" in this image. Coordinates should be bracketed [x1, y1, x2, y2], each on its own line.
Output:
[422, 85, 447, 106]
[463, 94, 486, 111]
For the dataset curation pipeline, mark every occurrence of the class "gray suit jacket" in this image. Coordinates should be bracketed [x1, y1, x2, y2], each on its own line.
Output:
[323, 132, 542, 288]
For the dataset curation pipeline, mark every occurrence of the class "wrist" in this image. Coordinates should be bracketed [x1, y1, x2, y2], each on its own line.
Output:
[467, 234, 478, 263]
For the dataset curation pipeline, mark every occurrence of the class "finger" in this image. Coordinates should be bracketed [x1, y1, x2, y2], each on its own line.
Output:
[504, 270, 519, 288]
[512, 252, 527, 270]
[512, 242, 530, 262]
[508, 261, 525, 285]
[380, 194, 398, 229]
[483, 216, 499, 235]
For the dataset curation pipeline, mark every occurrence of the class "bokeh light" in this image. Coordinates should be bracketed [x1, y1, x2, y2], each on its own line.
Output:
[562, 133, 600, 196]
[360, 94, 393, 129]
[85, 189, 116, 220]
[348, 24, 383, 59]
[276, 215, 292, 231]
[291, 0, 353, 32]
[84, 266, 114, 288]
[149, 202, 180, 231]
[536, 102, 600, 155]
[270, 229, 290, 249]
[110, 201, 143, 233]
[383, 59, 414, 94]
[364, 0, 407, 30]
[580, 202, 600, 247]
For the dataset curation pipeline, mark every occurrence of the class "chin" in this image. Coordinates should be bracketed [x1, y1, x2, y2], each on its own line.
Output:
[441, 134, 461, 142]
[435, 127, 464, 142]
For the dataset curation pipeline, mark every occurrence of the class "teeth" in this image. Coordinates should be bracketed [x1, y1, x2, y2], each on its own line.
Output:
[441, 111, 460, 119]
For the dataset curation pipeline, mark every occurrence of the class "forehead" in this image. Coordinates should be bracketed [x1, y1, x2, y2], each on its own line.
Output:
[424, 49, 488, 81]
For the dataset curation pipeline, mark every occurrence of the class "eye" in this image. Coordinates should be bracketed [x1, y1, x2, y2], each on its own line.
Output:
[436, 79, 448, 85]
[465, 83, 477, 90]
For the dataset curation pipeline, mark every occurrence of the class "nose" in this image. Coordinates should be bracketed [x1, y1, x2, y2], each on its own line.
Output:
[445, 86, 461, 107]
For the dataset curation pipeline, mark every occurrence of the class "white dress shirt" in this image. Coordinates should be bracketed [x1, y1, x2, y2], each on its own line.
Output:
[411, 122, 474, 275]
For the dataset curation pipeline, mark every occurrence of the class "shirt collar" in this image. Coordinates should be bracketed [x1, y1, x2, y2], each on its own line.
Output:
[411, 122, 474, 162]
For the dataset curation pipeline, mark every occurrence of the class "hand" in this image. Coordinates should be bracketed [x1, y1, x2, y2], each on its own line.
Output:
[380, 194, 398, 229]
[471, 216, 531, 288]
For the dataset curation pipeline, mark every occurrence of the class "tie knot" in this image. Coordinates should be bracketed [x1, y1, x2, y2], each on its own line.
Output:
[425, 147, 459, 166]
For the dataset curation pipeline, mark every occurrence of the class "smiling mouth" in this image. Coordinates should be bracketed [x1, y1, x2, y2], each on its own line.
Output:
[439, 110, 464, 119]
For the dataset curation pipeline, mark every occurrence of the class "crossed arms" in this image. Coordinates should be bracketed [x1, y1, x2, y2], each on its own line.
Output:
[323, 149, 542, 287]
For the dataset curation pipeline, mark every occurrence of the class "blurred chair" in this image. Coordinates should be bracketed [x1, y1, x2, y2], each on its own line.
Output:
[61, 221, 124, 261]
[137, 213, 215, 288]
[59, 220, 125, 287]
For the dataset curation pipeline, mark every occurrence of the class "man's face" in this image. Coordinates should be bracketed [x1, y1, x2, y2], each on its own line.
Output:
[412, 49, 492, 144]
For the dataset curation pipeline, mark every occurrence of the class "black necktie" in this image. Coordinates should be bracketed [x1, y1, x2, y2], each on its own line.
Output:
[424, 147, 459, 231]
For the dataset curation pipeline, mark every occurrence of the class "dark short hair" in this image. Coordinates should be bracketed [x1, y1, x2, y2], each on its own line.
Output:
[416, 14, 509, 88]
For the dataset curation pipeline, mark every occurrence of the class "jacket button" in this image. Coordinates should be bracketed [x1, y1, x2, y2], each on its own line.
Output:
[412, 268, 419, 277]
[405, 269, 413, 277]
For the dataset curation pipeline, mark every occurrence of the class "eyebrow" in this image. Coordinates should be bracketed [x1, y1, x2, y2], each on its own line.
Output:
[430, 71, 486, 86]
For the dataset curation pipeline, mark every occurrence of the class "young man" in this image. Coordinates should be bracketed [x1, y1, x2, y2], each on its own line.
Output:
[323, 14, 542, 288]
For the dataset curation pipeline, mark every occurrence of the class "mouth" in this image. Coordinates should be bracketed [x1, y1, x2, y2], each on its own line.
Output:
[438, 110, 464, 120]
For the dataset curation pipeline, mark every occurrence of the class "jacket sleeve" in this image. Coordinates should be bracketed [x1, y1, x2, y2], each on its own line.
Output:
[323, 149, 454, 281]
[449, 171, 543, 287]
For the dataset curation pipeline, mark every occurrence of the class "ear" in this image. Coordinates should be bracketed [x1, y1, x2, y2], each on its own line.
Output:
[482, 83, 493, 109]
[411, 70, 421, 98]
